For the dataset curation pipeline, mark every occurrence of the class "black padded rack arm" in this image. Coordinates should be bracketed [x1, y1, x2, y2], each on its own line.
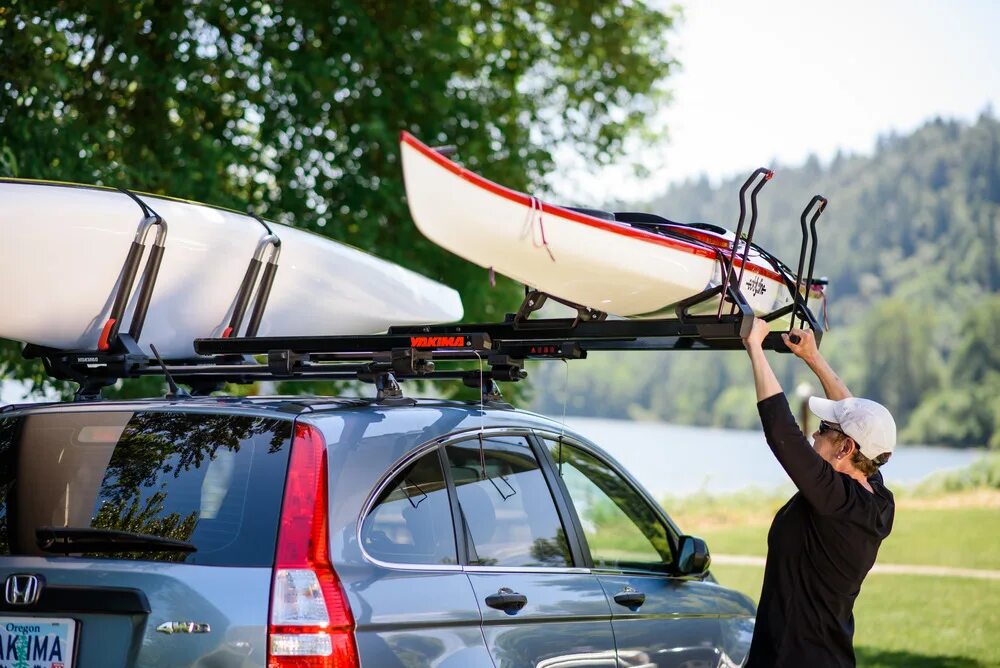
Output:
[726, 169, 774, 316]
[224, 232, 281, 338]
[246, 241, 280, 337]
[801, 197, 827, 330]
[99, 189, 167, 351]
[750, 195, 828, 339]
[792, 196, 827, 330]
[718, 168, 773, 317]
[246, 213, 282, 337]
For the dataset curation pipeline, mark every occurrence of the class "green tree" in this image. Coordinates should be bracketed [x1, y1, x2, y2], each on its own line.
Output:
[0, 0, 680, 397]
[851, 297, 944, 418]
[904, 296, 1000, 448]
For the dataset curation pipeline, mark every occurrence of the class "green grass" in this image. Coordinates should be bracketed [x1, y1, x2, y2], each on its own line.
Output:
[688, 488, 1000, 668]
[712, 563, 1000, 668]
[877, 506, 1000, 570]
[693, 505, 1000, 570]
[668, 494, 1000, 570]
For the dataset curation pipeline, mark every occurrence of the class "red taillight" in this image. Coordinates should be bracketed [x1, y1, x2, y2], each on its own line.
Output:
[268, 422, 357, 668]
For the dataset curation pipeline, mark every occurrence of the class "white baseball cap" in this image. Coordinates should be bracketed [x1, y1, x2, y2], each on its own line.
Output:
[808, 396, 897, 460]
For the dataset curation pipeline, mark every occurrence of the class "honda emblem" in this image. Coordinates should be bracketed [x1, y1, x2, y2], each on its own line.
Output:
[4, 574, 42, 606]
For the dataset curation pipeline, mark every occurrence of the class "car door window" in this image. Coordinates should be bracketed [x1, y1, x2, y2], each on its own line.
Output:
[544, 438, 672, 572]
[361, 448, 457, 565]
[446, 435, 571, 568]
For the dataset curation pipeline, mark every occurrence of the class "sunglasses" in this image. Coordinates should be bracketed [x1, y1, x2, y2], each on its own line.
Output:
[818, 420, 848, 438]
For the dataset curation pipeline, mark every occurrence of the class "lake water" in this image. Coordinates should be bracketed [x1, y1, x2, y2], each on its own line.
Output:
[2, 382, 982, 499]
[561, 416, 984, 499]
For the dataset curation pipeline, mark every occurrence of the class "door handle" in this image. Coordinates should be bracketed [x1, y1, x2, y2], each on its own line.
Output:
[484, 587, 528, 613]
[613, 589, 646, 608]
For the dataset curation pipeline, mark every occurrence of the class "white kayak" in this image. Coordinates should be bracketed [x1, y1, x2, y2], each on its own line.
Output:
[0, 179, 463, 358]
[401, 132, 806, 319]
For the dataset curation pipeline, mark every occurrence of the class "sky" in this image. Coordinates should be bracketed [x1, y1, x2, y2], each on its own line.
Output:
[549, 0, 1000, 204]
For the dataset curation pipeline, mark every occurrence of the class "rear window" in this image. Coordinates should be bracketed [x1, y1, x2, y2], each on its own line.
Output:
[0, 410, 292, 566]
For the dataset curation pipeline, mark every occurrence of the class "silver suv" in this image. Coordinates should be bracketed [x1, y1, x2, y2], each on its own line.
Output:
[0, 394, 755, 667]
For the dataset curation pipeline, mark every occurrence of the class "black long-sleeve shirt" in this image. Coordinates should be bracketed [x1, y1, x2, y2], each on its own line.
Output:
[746, 393, 894, 667]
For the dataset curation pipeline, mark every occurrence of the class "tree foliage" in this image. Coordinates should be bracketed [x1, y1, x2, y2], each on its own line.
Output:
[0, 0, 679, 398]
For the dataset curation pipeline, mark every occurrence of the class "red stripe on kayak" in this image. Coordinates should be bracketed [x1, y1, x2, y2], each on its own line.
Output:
[400, 131, 785, 284]
[660, 225, 731, 250]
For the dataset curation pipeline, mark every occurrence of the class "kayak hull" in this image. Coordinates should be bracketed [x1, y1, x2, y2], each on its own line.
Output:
[400, 132, 795, 319]
[0, 180, 463, 358]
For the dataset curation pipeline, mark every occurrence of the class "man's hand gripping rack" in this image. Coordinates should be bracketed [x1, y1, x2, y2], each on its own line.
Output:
[23, 171, 828, 404]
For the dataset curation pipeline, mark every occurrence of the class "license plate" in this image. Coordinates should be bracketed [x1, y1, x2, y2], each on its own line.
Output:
[0, 616, 76, 668]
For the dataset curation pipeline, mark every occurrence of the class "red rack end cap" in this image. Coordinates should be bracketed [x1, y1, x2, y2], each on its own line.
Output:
[97, 318, 117, 351]
[221, 326, 233, 338]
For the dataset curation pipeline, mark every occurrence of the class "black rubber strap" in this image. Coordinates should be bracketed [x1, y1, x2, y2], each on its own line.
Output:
[117, 186, 161, 221]
[249, 211, 277, 239]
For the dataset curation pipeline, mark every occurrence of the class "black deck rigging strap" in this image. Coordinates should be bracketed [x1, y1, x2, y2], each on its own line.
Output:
[116, 186, 161, 222]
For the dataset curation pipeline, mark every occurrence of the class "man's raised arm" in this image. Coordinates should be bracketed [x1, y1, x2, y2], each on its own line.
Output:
[781, 328, 853, 401]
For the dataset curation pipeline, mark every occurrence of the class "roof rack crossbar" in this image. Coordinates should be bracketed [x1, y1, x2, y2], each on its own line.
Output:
[22, 305, 821, 399]
[196, 332, 493, 356]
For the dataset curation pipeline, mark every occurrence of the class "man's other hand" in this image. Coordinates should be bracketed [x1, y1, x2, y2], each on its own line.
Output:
[782, 327, 819, 363]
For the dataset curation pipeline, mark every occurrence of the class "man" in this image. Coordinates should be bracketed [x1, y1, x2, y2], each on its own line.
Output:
[743, 320, 896, 667]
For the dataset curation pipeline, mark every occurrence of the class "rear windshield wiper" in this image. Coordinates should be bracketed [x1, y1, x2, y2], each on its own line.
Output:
[36, 527, 197, 555]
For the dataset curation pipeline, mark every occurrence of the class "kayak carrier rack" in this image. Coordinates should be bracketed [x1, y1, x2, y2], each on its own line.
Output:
[21, 170, 829, 404]
[23, 288, 824, 404]
[222, 214, 281, 339]
[95, 188, 168, 356]
[22, 195, 285, 401]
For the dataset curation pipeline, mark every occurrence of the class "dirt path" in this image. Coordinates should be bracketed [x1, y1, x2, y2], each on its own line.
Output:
[712, 554, 1000, 581]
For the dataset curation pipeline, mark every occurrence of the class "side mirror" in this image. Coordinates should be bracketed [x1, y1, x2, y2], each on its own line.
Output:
[675, 535, 711, 576]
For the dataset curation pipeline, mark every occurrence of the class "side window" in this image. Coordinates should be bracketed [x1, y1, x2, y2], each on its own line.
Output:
[447, 435, 571, 568]
[361, 449, 457, 565]
[544, 438, 672, 572]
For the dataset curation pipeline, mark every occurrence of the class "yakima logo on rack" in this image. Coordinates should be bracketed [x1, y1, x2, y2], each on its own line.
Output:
[409, 336, 467, 348]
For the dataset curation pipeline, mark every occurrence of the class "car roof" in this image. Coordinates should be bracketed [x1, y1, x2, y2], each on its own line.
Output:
[0, 395, 568, 430]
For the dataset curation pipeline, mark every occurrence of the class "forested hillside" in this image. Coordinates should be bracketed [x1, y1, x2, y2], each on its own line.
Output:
[529, 114, 1000, 448]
